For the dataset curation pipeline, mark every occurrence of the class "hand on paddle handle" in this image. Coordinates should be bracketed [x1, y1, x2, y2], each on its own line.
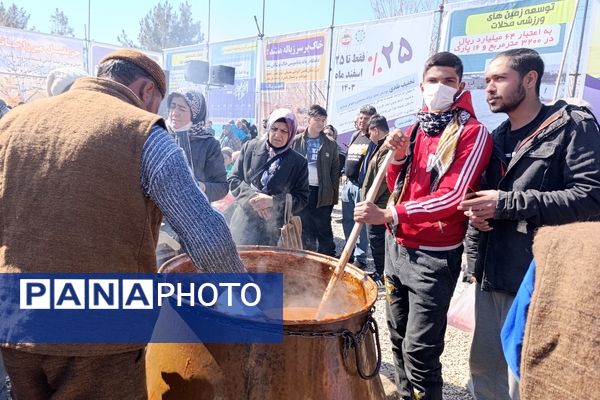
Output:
[385, 128, 410, 161]
[355, 201, 393, 225]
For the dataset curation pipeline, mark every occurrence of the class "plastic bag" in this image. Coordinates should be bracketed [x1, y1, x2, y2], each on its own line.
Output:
[447, 283, 476, 333]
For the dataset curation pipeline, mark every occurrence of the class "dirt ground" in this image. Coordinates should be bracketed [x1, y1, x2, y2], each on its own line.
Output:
[330, 203, 475, 400]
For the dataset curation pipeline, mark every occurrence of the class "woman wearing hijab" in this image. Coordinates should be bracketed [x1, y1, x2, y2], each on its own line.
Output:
[157, 89, 229, 266]
[166, 88, 228, 202]
[229, 108, 309, 246]
[219, 123, 242, 152]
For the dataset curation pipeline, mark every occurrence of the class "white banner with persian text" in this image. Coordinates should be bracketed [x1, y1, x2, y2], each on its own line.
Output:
[260, 30, 330, 127]
[441, 0, 578, 130]
[328, 13, 435, 145]
[0, 26, 85, 104]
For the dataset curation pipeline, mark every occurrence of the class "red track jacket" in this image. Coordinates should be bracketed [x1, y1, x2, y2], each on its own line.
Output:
[387, 91, 493, 250]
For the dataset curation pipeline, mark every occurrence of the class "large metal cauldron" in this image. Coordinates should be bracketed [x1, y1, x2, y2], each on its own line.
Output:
[146, 246, 385, 400]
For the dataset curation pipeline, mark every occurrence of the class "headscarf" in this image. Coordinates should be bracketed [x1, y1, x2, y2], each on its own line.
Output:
[166, 88, 209, 137]
[265, 108, 297, 154]
[258, 108, 298, 191]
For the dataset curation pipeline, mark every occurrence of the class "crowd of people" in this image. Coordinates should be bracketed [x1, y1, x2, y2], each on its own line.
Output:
[1, 46, 599, 400]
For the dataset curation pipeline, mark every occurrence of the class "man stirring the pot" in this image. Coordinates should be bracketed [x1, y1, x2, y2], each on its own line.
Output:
[0, 49, 247, 399]
[354, 52, 492, 400]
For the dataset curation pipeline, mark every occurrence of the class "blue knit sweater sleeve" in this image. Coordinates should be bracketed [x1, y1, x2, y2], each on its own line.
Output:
[140, 125, 246, 274]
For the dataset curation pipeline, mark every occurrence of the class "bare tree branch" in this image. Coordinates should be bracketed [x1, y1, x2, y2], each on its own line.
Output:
[370, 0, 440, 17]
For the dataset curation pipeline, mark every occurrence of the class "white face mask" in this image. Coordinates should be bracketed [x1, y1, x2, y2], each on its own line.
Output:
[422, 83, 458, 112]
[168, 120, 193, 132]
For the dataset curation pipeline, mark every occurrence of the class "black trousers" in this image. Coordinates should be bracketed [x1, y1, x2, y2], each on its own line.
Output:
[299, 186, 336, 256]
[384, 232, 462, 400]
[367, 223, 386, 276]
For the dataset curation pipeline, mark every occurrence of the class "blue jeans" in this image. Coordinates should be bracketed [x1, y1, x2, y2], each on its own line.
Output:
[341, 180, 368, 265]
[367, 223, 386, 276]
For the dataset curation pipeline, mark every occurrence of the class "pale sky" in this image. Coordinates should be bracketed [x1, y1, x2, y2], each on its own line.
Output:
[15, 0, 379, 46]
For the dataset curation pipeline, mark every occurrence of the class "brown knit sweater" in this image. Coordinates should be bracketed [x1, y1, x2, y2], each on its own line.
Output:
[521, 222, 600, 399]
[0, 77, 164, 355]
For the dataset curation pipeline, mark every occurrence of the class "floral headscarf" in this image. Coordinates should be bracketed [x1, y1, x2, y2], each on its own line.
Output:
[167, 88, 208, 136]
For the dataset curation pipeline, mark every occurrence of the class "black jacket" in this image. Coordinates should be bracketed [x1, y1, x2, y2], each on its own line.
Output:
[228, 139, 309, 245]
[466, 101, 600, 294]
[189, 134, 228, 202]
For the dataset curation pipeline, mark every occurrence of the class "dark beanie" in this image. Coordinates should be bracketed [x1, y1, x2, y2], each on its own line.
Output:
[100, 49, 166, 97]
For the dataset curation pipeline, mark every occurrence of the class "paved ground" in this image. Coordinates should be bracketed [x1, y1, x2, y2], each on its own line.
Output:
[330, 203, 474, 400]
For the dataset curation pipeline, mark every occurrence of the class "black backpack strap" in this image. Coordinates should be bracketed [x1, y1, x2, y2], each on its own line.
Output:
[249, 151, 286, 189]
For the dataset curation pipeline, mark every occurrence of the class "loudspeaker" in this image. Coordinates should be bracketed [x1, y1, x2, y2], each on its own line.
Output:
[210, 65, 235, 86]
[184, 60, 209, 84]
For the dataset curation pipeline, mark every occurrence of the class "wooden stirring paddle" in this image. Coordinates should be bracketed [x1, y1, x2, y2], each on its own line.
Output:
[316, 150, 394, 319]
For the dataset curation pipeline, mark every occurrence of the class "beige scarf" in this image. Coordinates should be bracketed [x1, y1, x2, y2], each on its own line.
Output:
[388, 109, 470, 206]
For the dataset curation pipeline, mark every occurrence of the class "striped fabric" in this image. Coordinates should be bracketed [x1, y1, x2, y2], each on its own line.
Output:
[141, 125, 246, 274]
[403, 124, 489, 216]
[426, 109, 471, 191]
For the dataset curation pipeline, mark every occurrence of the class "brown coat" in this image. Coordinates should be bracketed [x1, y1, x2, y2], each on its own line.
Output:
[359, 139, 390, 208]
[521, 222, 600, 399]
[0, 77, 164, 355]
[291, 132, 339, 208]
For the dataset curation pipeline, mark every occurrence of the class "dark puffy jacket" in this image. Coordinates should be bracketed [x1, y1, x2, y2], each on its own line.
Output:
[189, 134, 228, 202]
[466, 101, 600, 294]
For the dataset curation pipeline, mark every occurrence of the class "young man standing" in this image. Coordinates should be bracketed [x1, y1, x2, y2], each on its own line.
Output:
[342, 104, 377, 268]
[460, 48, 600, 400]
[355, 52, 492, 400]
[205, 120, 215, 136]
[358, 114, 391, 285]
[291, 104, 339, 255]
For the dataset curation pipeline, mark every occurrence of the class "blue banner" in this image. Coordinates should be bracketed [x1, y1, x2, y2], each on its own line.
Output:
[207, 39, 258, 130]
[0, 273, 283, 344]
[163, 45, 209, 94]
